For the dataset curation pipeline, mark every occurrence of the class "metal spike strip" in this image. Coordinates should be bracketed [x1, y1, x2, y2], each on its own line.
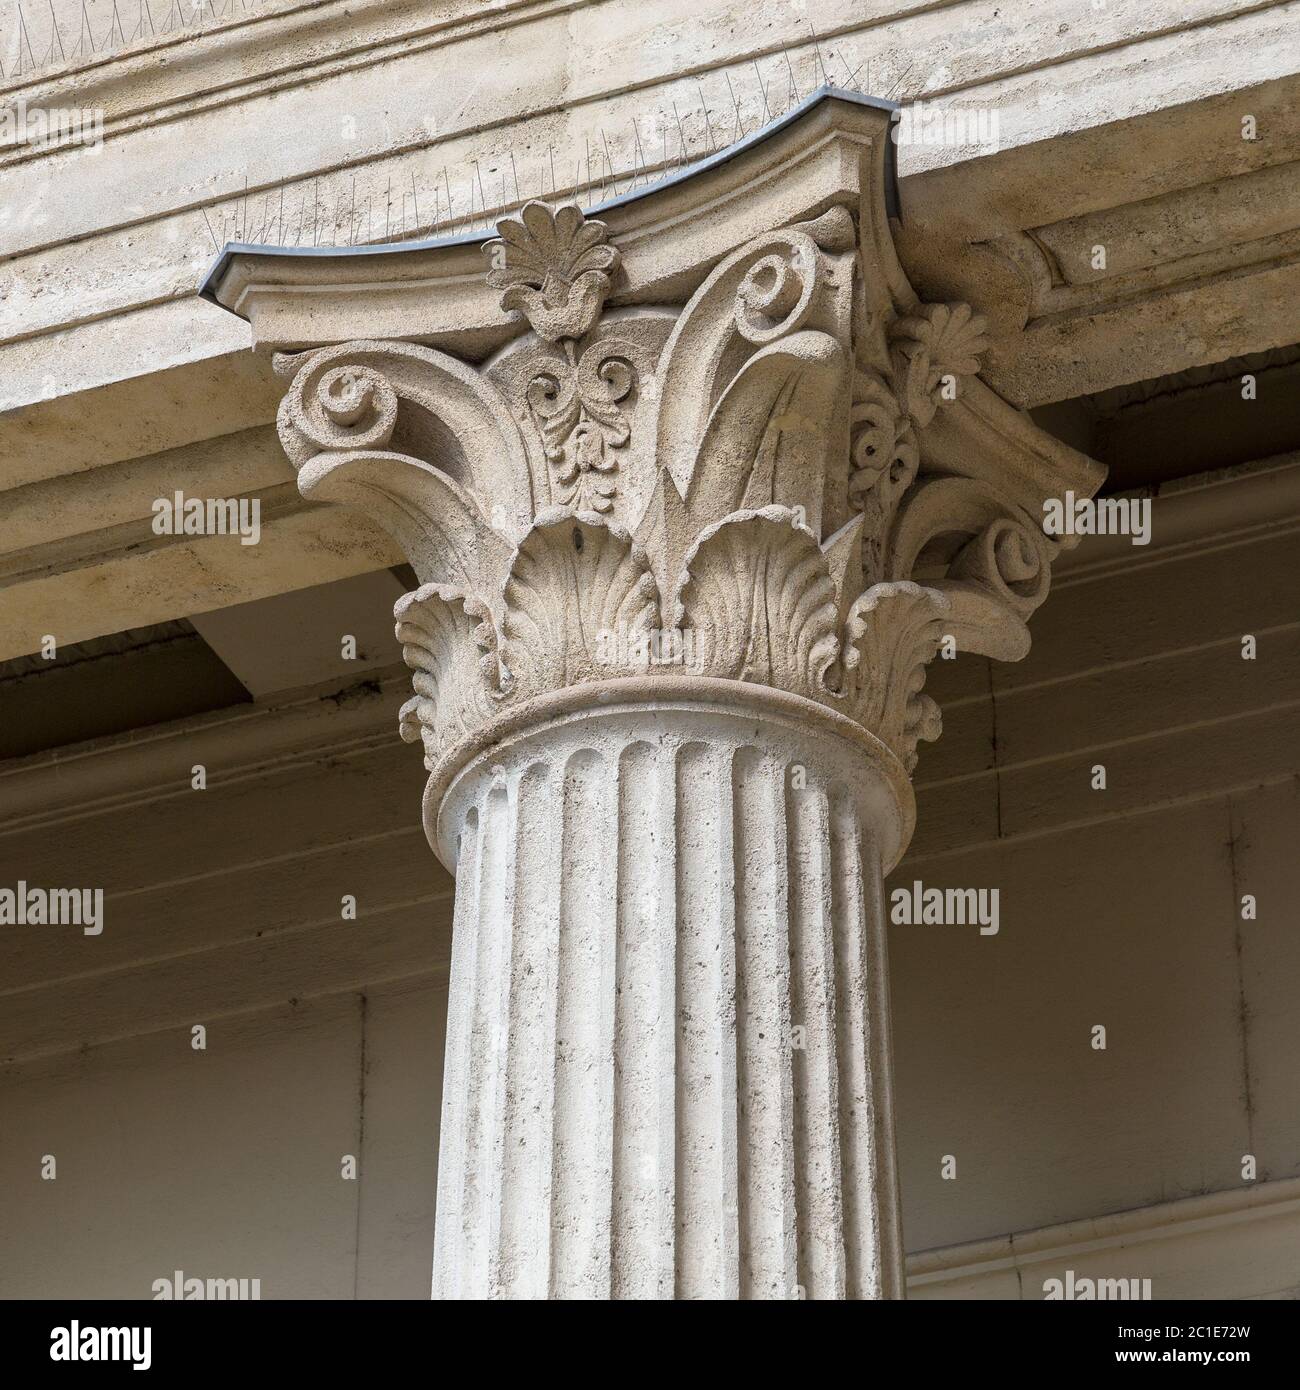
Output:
[192, 41, 915, 257]
[0, 0, 284, 78]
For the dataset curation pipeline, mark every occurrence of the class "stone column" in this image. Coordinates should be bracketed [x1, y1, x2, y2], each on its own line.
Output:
[266, 167, 1101, 1297]
[429, 688, 908, 1299]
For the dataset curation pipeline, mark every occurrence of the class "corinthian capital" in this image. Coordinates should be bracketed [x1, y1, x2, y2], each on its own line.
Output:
[216, 91, 1102, 850]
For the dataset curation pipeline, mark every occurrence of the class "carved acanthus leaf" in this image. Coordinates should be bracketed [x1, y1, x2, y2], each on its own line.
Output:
[396, 584, 503, 769]
[297, 449, 512, 604]
[847, 301, 990, 587]
[276, 340, 533, 539]
[655, 219, 855, 529]
[887, 476, 1054, 660]
[838, 582, 949, 772]
[673, 507, 840, 700]
[499, 510, 660, 700]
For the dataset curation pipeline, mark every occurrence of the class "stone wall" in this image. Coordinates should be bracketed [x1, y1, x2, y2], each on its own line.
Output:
[2, 456, 1295, 1296]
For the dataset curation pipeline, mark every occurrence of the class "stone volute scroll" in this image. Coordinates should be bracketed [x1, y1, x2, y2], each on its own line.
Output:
[206, 90, 1105, 1300]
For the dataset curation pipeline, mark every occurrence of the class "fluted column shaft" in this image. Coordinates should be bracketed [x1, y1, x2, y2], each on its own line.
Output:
[430, 695, 905, 1300]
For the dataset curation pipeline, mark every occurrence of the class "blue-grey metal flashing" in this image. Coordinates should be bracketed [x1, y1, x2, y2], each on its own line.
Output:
[198, 86, 901, 312]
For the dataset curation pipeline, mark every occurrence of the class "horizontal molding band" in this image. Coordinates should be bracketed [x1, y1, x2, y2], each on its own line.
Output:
[0, 893, 453, 1065]
[0, 672, 407, 836]
[1055, 454, 1300, 584]
[907, 1176, 1300, 1299]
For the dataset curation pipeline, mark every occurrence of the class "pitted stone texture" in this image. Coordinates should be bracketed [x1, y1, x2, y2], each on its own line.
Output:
[433, 701, 903, 1300]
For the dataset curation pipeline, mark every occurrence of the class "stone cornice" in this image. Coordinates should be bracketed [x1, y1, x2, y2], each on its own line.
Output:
[1053, 452, 1300, 583]
[201, 88, 906, 351]
[205, 91, 1103, 842]
[6, 9, 1294, 418]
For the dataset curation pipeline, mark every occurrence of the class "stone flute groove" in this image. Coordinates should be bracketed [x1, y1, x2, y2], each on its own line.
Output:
[431, 703, 904, 1299]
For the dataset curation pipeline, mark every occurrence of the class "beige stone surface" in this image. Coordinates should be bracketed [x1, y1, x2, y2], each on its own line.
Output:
[1, 0, 1296, 1304]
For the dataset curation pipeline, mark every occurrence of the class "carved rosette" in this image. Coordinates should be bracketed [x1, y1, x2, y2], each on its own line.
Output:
[273, 197, 1095, 803]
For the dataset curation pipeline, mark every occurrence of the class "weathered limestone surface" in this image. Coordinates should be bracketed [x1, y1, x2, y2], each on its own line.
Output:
[212, 94, 1102, 1297]
[4, 2, 1292, 663]
[433, 701, 903, 1299]
[1, 0, 1296, 1307]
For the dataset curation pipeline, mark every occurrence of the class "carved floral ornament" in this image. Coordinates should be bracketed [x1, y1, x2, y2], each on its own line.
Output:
[274, 197, 1086, 784]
